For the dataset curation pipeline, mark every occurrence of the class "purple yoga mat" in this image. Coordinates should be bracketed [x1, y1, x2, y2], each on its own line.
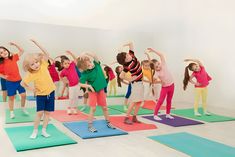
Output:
[142, 115, 204, 127]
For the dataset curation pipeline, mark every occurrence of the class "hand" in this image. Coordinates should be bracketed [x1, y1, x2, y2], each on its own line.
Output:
[9, 42, 16, 46]
[147, 48, 156, 52]
[131, 76, 138, 82]
[30, 39, 37, 43]
[66, 50, 72, 54]
[88, 85, 95, 92]
[184, 59, 191, 62]
[144, 50, 150, 55]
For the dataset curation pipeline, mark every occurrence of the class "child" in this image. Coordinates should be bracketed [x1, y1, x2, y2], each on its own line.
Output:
[115, 65, 131, 111]
[30, 40, 60, 99]
[146, 48, 175, 121]
[21, 39, 56, 139]
[60, 51, 83, 115]
[116, 42, 144, 124]
[77, 52, 115, 132]
[183, 59, 212, 116]
[0, 42, 28, 119]
[103, 65, 117, 96]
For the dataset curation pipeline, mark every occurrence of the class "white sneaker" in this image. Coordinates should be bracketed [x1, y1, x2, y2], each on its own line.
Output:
[204, 111, 211, 116]
[30, 129, 38, 139]
[42, 129, 50, 138]
[153, 115, 162, 121]
[72, 108, 78, 115]
[67, 109, 72, 115]
[22, 108, 29, 115]
[10, 112, 15, 119]
[194, 111, 201, 116]
[166, 114, 174, 119]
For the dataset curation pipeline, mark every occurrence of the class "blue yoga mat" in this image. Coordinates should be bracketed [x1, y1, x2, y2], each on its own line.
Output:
[149, 132, 235, 157]
[64, 120, 128, 139]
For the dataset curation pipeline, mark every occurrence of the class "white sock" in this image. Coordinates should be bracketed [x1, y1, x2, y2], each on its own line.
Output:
[10, 111, 15, 119]
[30, 129, 38, 139]
[22, 108, 29, 115]
[42, 128, 50, 138]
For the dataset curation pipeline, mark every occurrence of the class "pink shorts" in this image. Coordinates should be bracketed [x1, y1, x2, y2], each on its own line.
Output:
[88, 89, 107, 107]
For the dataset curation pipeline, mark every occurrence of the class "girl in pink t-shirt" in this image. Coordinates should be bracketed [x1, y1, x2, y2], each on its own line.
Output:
[60, 51, 83, 115]
[183, 59, 212, 116]
[146, 48, 175, 121]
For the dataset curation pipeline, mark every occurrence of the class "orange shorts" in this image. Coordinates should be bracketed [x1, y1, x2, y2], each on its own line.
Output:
[88, 89, 107, 107]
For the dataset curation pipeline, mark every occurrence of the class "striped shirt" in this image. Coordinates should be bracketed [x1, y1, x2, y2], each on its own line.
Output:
[123, 50, 143, 82]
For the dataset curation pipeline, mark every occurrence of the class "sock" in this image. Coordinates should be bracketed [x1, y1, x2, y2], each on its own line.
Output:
[41, 128, 50, 138]
[30, 129, 38, 139]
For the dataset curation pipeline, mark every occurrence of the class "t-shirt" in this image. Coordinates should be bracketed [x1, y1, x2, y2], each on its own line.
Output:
[0, 54, 21, 81]
[154, 62, 174, 87]
[60, 62, 79, 87]
[48, 63, 60, 82]
[23, 61, 56, 95]
[108, 69, 115, 81]
[123, 50, 143, 82]
[192, 66, 212, 88]
[142, 68, 152, 82]
[80, 61, 107, 92]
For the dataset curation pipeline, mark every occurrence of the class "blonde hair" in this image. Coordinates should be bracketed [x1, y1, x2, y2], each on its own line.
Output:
[23, 53, 43, 73]
[77, 56, 89, 71]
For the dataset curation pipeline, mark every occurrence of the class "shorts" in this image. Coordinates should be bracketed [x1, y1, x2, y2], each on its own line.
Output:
[129, 81, 144, 103]
[88, 89, 107, 107]
[6, 80, 26, 96]
[36, 91, 55, 112]
[1, 78, 7, 91]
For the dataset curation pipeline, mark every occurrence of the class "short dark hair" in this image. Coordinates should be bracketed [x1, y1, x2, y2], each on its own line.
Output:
[116, 52, 127, 65]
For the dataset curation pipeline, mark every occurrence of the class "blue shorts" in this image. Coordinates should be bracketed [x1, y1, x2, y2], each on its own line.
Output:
[36, 91, 55, 112]
[6, 80, 26, 96]
[125, 84, 132, 99]
[1, 78, 7, 91]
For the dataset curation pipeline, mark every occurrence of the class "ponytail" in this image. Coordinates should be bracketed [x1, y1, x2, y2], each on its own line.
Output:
[150, 62, 155, 95]
[183, 66, 190, 90]
[115, 66, 122, 87]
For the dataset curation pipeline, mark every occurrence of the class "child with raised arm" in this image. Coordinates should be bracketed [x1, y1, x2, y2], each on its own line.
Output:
[0, 42, 28, 119]
[183, 59, 212, 116]
[77, 52, 116, 132]
[21, 39, 56, 139]
[146, 48, 175, 121]
[116, 42, 144, 124]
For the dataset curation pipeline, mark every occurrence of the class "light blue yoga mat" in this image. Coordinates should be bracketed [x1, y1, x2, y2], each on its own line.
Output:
[149, 132, 235, 157]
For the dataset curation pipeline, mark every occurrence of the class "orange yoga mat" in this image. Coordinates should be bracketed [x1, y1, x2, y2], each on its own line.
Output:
[50, 110, 89, 122]
[109, 116, 157, 132]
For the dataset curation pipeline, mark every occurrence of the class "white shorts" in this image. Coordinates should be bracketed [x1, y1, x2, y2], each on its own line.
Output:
[129, 81, 144, 103]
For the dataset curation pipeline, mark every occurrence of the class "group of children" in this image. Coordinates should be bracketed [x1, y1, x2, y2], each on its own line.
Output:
[0, 40, 212, 139]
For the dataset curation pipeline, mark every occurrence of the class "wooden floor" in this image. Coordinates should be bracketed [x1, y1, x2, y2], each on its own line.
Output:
[1, 98, 235, 157]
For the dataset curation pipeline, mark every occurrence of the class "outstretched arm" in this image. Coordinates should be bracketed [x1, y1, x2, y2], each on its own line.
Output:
[147, 48, 165, 63]
[66, 50, 77, 64]
[123, 42, 134, 51]
[144, 50, 151, 62]
[9, 42, 24, 56]
[83, 52, 99, 62]
[184, 59, 203, 66]
[30, 39, 49, 60]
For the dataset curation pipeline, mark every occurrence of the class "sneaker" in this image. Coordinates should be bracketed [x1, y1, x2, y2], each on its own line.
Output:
[41, 129, 51, 138]
[67, 108, 72, 115]
[132, 115, 141, 123]
[106, 121, 116, 129]
[30, 129, 38, 139]
[88, 126, 98, 133]
[194, 111, 201, 116]
[124, 117, 133, 125]
[153, 115, 162, 121]
[10, 112, 15, 119]
[22, 108, 29, 115]
[72, 108, 78, 115]
[166, 114, 174, 119]
[204, 111, 211, 116]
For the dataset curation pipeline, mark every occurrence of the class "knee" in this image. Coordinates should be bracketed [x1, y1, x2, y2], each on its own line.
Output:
[37, 112, 44, 117]
[102, 106, 108, 112]
[20, 93, 26, 98]
[9, 96, 15, 100]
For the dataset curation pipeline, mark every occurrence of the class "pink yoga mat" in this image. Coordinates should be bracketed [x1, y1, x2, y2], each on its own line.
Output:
[51, 110, 89, 122]
[142, 101, 166, 110]
[109, 116, 157, 132]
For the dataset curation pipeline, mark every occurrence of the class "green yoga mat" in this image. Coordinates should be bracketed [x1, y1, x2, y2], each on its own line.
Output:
[78, 106, 123, 116]
[5, 124, 77, 152]
[108, 105, 154, 115]
[0, 95, 20, 102]
[171, 108, 235, 122]
[107, 94, 125, 98]
[149, 132, 235, 157]
[5, 108, 36, 124]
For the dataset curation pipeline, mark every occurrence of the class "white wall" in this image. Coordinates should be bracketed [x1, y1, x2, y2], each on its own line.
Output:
[153, 0, 235, 110]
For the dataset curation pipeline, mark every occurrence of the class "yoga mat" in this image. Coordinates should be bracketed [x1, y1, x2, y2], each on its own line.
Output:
[5, 124, 77, 152]
[26, 96, 36, 101]
[109, 116, 157, 132]
[142, 101, 166, 110]
[171, 108, 235, 122]
[63, 120, 128, 139]
[149, 132, 235, 157]
[78, 106, 123, 116]
[51, 110, 89, 122]
[57, 96, 69, 100]
[108, 105, 154, 115]
[0, 95, 20, 102]
[5, 108, 36, 124]
[142, 115, 204, 127]
[107, 94, 125, 98]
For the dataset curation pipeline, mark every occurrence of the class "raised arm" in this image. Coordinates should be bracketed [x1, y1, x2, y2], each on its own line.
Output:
[9, 42, 24, 56]
[184, 59, 203, 66]
[66, 50, 77, 64]
[83, 52, 99, 62]
[147, 48, 165, 63]
[144, 50, 151, 62]
[123, 42, 134, 51]
[30, 39, 49, 60]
